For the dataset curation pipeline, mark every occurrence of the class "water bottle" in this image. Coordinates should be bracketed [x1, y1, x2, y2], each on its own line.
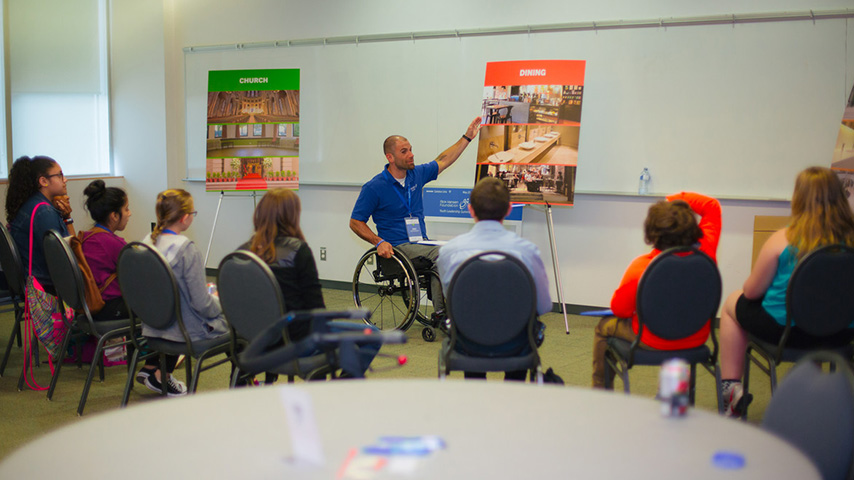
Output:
[638, 167, 651, 195]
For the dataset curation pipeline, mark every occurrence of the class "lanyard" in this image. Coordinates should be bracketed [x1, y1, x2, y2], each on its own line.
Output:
[95, 222, 112, 233]
[162, 228, 178, 235]
[385, 169, 412, 216]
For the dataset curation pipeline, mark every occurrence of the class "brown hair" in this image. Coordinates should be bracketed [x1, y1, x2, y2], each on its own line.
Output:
[151, 189, 193, 243]
[249, 188, 305, 263]
[787, 166, 854, 258]
[470, 176, 510, 221]
[643, 199, 702, 251]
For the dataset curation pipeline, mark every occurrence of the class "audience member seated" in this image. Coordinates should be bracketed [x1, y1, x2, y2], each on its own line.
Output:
[140, 189, 228, 396]
[6, 156, 75, 291]
[592, 191, 721, 388]
[80, 180, 132, 322]
[240, 188, 379, 377]
[437, 177, 552, 380]
[718, 167, 854, 416]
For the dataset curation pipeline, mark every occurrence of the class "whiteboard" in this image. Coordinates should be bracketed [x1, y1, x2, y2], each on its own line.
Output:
[184, 18, 853, 200]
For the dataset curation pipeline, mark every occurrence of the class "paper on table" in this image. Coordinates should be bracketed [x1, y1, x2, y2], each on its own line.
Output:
[280, 387, 324, 466]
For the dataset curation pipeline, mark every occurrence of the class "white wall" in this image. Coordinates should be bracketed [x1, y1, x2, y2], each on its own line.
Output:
[110, 0, 850, 309]
[108, 0, 169, 243]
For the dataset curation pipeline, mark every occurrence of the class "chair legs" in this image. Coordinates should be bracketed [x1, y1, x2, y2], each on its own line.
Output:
[603, 349, 630, 393]
[46, 324, 78, 400]
[0, 309, 22, 377]
[17, 331, 41, 391]
[121, 347, 141, 407]
[742, 346, 780, 419]
[77, 330, 130, 416]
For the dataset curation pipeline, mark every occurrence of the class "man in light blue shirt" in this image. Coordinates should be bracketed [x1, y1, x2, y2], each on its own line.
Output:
[437, 177, 551, 380]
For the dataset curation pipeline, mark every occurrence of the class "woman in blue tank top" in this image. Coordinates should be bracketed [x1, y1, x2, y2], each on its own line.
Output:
[718, 166, 854, 416]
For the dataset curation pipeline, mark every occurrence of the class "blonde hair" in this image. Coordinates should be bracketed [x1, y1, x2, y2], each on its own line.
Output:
[151, 189, 194, 243]
[249, 188, 305, 263]
[787, 166, 854, 258]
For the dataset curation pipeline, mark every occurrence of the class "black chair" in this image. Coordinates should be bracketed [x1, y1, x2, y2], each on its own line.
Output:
[438, 251, 543, 382]
[42, 230, 132, 415]
[117, 241, 232, 405]
[603, 246, 722, 408]
[743, 244, 854, 416]
[217, 250, 333, 385]
[761, 351, 854, 480]
[0, 223, 31, 377]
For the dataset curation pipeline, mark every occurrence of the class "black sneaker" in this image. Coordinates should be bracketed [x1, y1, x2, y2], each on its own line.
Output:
[144, 374, 188, 397]
[135, 368, 153, 385]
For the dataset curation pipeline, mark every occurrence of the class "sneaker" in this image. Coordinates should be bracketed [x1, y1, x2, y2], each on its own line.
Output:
[144, 374, 188, 397]
[135, 368, 153, 385]
[722, 382, 753, 417]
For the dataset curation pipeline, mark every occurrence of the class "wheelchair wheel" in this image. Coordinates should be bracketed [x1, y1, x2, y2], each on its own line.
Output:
[352, 247, 419, 331]
[421, 327, 436, 342]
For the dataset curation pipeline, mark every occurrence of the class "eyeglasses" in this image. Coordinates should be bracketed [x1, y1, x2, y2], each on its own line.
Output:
[189, 211, 198, 217]
[44, 172, 65, 181]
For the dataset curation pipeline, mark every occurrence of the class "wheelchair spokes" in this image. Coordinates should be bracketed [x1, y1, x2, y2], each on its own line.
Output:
[352, 249, 418, 331]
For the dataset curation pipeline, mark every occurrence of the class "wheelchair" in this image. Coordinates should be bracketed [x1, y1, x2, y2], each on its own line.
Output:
[352, 246, 447, 342]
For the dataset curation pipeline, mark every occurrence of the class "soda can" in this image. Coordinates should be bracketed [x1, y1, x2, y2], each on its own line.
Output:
[658, 358, 690, 417]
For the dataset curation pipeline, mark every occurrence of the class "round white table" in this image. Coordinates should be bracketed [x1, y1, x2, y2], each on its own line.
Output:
[0, 380, 819, 479]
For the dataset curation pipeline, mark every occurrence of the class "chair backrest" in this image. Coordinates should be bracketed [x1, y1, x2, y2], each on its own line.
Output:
[42, 230, 88, 314]
[446, 251, 536, 348]
[762, 351, 854, 480]
[636, 246, 721, 341]
[787, 244, 854, 337]
[217, 250, 285, 341]
[0, 223, 25, 298]
[117, 242, 183, 334]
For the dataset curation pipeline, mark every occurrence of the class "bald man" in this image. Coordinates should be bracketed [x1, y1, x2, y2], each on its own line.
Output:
[350, 117, 481, 319]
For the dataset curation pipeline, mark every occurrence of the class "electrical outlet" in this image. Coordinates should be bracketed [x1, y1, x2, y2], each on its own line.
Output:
[320, 247, 327, 261]
[366, 254, 374, 265]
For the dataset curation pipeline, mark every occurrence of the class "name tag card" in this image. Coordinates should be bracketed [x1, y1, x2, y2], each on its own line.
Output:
[405, 217, 423, 242]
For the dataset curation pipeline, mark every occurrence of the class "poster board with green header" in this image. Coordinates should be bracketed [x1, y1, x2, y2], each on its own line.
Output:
[205, 69, 300, 191]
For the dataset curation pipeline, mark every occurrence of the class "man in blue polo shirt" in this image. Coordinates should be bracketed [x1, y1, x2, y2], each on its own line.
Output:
[350, 116, 482, 319]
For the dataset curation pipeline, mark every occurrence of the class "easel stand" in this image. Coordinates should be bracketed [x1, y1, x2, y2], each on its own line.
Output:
[528, 202, 570, 334]
[204, 190, 259, 269]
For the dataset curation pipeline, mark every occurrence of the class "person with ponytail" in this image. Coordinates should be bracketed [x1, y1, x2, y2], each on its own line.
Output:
[80, 180, 131, 321]
[6, 155, 75, 289]
[239, 188, 379, 377]
[718, 166, 854, 416]
[139, 189, 227, 394]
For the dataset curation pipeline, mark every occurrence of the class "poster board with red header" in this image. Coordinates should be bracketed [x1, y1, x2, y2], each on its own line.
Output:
[475, 60, 585, 206]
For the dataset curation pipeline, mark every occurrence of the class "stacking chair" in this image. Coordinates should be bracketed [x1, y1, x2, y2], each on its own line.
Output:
[42, 230, 132, 415]
[743, 244, 854, 415]
[217, 250, 333, 385]
[761, 351, 854, 480]
[117, 242, 232, 405]
[438, 251, 543, 383]
[0, 223, 31, 377]
[603, 246, 722, 408]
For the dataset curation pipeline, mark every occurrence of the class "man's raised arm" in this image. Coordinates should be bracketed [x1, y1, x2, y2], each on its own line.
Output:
[349, 218, 394, 258]
[436, 117, 482, 174]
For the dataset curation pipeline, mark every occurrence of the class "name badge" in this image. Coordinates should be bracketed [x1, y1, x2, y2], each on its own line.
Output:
[405, 217, 423, 242]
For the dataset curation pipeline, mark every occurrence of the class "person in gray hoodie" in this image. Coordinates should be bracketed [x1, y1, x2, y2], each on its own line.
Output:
[138, 188, 228, 395]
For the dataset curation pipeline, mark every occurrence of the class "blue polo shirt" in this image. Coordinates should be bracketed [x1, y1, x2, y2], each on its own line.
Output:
[351, 161, 439, 246]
